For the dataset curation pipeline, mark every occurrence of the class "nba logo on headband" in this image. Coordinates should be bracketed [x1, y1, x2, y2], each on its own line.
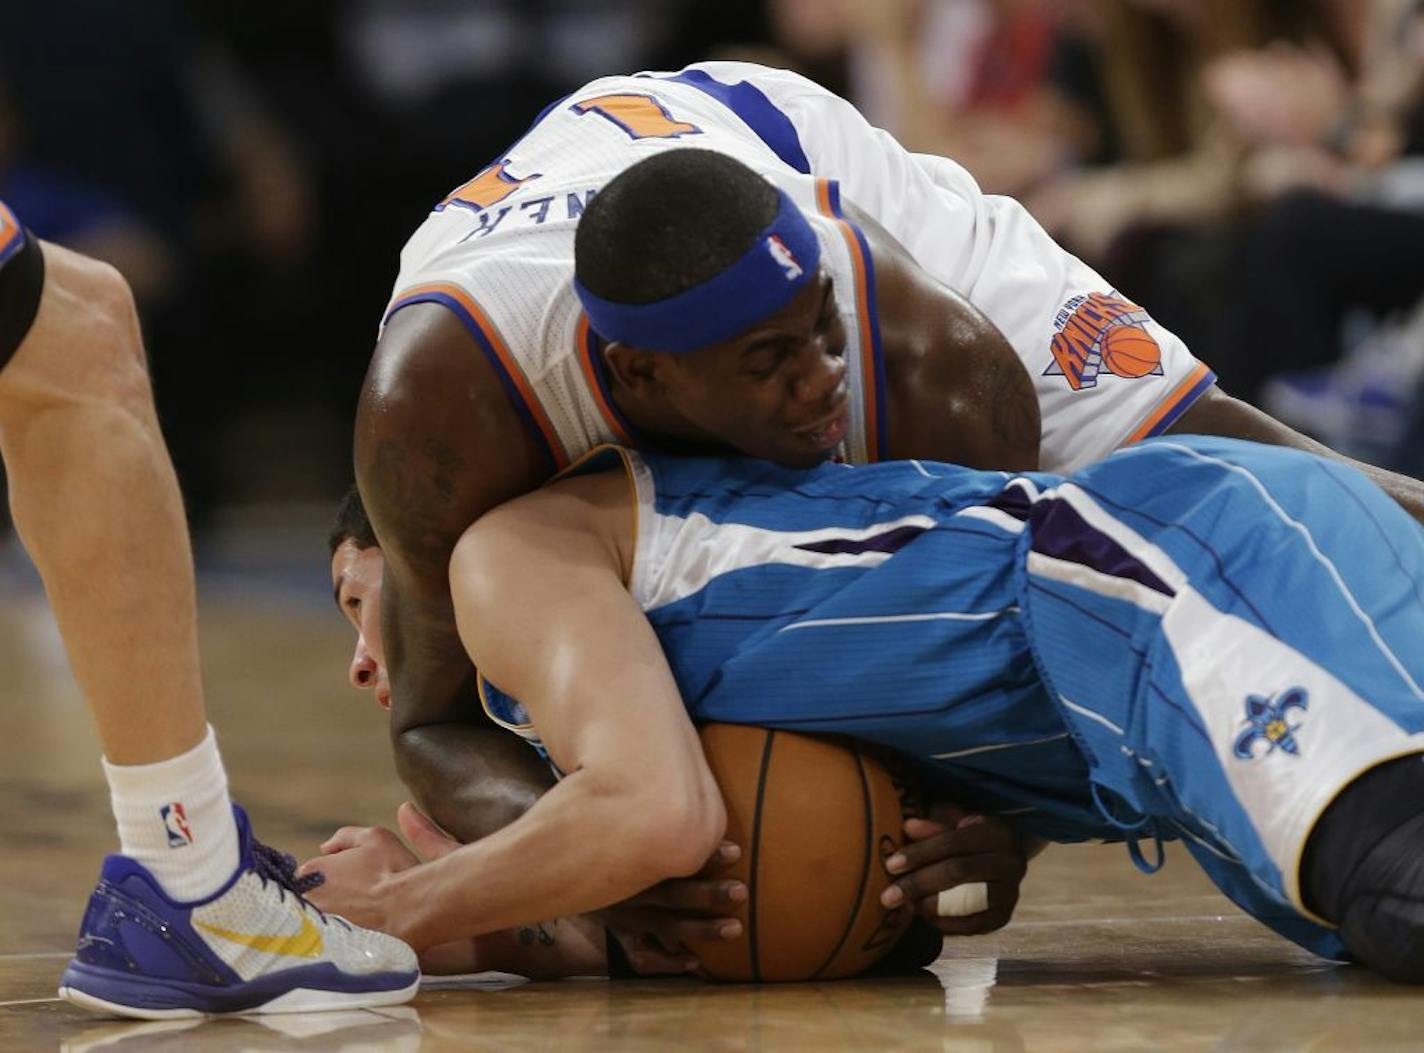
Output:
[575, 188, 822, 353]
[766, 235, 803, 281]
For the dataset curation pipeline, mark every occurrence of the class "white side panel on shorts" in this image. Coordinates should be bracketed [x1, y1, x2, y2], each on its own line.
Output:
[1162, 585, 1424, 914]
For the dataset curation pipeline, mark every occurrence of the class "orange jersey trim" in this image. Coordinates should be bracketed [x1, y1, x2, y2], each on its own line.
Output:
[1121, 361, 1216, 446]
[0, 201, 25, 265]
[386, 282, 570, 471]
[814, 179, 884, 462]
[575, 315, 635, 446]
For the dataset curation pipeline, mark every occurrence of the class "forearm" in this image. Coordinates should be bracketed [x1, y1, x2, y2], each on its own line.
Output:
[387, 768, 704, 950]
[402, 475, 724, 951]
[381, 561, 553, 839]
[394, 722, 554, 842]
[419, 915, 608, 979]
[1169, 388, 1424, 523]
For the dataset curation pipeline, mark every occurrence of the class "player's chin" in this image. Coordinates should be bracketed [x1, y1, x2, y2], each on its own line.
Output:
[765, 441, 836, 471]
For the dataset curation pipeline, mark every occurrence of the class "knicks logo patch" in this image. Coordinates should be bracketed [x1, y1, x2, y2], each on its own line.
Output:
[160, 802, 193, 848]
[766, 234, 804, 281]
[0, 202, 24, 265]
[1043, 292, 1163, 391]
[1233, 687, 1308, 760]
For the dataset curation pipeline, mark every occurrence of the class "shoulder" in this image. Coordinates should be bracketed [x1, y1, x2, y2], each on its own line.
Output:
[356, 303, 551, 566]
[837, 198, 1041, 471]
[456, 465, 636, 596]
[837, 198, 998, 361]
[491, 466, 633, 527]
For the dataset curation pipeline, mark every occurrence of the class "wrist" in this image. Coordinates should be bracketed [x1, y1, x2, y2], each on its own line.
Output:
[375, 868, 424, 949]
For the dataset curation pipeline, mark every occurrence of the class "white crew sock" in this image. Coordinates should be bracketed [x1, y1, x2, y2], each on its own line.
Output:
[102, 725, 241, 902]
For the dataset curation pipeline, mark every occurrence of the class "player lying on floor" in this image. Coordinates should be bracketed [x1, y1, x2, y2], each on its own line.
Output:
[312, 491, 1031, 977]
[307, 433, 1424, 983]
[360, 65, 1424, 872]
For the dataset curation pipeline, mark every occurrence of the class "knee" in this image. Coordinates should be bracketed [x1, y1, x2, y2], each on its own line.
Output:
[0, 244, 154, 417]
[1330, 807, 1424, 983]
[62, 250, 147, 375]
[1340, 890, 1424, 983]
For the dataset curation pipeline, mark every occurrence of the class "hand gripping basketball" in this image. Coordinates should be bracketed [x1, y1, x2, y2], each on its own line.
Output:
[683, 724, 915, 981]
[880, 806, 1028, 936]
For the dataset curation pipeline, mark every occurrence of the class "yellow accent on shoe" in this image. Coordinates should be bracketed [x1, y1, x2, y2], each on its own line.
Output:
[193, 912, 323, 959]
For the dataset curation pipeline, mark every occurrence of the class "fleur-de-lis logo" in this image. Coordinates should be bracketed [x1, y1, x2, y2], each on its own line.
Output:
[1232, 687, 1308, 760]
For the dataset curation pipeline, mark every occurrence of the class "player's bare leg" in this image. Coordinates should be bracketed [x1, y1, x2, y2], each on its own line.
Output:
[0, 242, 206, 766]
[0, 214, 416, 1017]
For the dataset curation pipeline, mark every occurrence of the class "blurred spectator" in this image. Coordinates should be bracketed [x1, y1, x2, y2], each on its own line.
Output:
[664, 0, 854, 98]
[1205, 0, 1424, 462]
[0, 0, 315, 279]
[678, 0, 1076, 196]
[1027, 0, 1354, 263]
[0, 0, 686, 521]
[337, 0, 679, 205]
[838, 0, 1076, 197]
[0, 87, 174, 304]
[1014, 0, 1371, 423]
[0, 0, 321, 520]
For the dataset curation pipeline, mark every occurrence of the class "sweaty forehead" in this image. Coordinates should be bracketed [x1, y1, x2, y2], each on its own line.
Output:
[331, 540, 360, 589]
[333, 540, 385, 606]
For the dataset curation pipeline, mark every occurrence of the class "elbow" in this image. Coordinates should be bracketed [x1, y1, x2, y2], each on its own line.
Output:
[392, 725, 539, 840]
[390, 727, 454, 824]
[630, 776, 727, 882]
[391, 724, 431, 783]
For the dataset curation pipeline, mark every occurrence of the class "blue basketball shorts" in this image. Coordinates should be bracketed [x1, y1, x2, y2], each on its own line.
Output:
[1020, 435, 1424, 958]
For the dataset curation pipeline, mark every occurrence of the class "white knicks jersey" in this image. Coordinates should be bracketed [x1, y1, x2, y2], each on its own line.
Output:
[384, 62, 1214, 474]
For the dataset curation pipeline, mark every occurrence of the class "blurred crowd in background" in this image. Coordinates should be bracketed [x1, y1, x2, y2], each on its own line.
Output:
[3, 0, 1424, 528]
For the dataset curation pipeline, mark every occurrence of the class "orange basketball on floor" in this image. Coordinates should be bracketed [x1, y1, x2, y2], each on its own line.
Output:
[1100, 325, 1162, 378]
[685, 723, 915, 982]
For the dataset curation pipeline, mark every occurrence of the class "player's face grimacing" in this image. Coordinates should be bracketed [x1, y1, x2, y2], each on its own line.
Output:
[660, 270, 850, 469]
[330, 539, 391, 711]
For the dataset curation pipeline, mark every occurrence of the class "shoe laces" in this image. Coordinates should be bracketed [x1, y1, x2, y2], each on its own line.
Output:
[245, 826, 366, 933]
[251, 837, 326, 898]
[248, 836, 355, 932]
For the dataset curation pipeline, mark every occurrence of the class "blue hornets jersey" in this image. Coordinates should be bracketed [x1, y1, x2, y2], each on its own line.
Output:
[482, 437, 1424, 964]
[616, 449, 1113, 841]
[482, 446, 1109, 840]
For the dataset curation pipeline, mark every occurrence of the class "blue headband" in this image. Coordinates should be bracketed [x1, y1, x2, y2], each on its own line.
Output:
[574, 189, 822, 354]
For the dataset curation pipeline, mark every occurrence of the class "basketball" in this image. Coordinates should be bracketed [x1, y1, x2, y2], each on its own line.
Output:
[685, 723, 915, 982]
[1100, 325, 1162, 378]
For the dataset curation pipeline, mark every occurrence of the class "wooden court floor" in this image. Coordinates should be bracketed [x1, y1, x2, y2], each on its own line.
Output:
[3, 583, 1424, 1051]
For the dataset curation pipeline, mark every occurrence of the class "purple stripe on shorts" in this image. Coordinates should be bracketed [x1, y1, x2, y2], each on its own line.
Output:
[987, 480, 1035, 522]
[795, 523, 928, 556]
[1029, 498, 1175, 597]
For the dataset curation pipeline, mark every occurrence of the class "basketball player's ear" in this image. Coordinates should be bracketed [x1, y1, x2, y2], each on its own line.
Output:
[603, 342, 664, 397]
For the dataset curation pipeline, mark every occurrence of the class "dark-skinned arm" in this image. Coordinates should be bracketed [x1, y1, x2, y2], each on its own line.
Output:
[356, 303, 556, 840]
[846, 201, 1042, 473]
[356, 305, 748, 959]
[1168, 385, 1424, 524]
[832, 201, 1042, 943]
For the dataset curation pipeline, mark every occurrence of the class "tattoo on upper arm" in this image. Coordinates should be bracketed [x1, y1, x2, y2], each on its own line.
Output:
[363, 436, 473, 572]
[423, 436, 467, 505]
[517, 922, 557, 948]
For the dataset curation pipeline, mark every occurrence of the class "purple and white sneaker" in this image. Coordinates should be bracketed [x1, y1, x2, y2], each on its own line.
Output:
[57, 806, 418, 1019]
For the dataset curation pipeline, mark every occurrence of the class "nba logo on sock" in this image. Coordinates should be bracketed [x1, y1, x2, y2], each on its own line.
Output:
[160, 802, 193, 848]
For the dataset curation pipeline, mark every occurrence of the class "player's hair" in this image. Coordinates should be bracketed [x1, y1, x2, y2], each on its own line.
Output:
[575, 148, 780, 306]
[328, 484, 377, 555]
